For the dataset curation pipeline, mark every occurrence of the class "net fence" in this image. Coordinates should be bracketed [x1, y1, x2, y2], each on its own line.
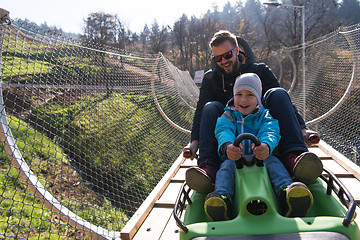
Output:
[262, 23, 360, 165]
[0, 9, 360, 239]
[0, 14, 198, 239]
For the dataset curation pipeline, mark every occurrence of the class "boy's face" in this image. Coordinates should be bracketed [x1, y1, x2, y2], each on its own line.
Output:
[212, 40, 239, 74]
[234, 90, 258, 116]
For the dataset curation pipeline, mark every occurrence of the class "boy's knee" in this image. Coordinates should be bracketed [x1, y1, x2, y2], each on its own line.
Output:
[222, 159, 236, 169]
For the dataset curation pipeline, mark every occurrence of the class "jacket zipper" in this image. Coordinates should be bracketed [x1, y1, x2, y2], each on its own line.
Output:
[237, 115, 252, 155]
[222, 74, 226, 93]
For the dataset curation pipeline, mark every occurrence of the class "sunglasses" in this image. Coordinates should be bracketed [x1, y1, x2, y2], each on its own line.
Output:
[213, 47, 237, 62]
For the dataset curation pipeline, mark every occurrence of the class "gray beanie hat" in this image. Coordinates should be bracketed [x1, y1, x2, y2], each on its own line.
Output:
[233, 73, 262, 107]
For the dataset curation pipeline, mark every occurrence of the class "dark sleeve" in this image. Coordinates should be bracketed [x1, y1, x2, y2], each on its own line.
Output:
[220, 142, 232, 157]
[191, 72, 215, 141]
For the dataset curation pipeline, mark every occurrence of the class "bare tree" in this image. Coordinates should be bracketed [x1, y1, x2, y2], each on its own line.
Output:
[116, 17, 131, 52]
[140, 24, 150, 54]
[173, 14, 189, 70]
[82, 12, 118, 46]
[149, 20, 169, 54]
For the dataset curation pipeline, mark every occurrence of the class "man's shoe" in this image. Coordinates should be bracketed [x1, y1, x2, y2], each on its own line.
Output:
[185, 165, 216, 194]
[281, 182, 313, 217]
[204, 192, 231, 221]
[293, 152, 323, 185]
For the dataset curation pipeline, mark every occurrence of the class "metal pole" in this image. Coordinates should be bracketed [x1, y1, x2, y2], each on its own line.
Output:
[301, 6, 306, 120]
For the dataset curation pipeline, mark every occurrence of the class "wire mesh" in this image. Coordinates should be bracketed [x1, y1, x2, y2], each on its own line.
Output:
[263, 24, 360, 165]
[0, 19, 197, 238]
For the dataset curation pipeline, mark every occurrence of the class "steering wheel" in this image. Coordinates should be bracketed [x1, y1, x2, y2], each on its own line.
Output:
[233, 133, 263, 169]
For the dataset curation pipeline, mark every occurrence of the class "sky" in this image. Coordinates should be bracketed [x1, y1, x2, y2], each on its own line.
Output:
[2, 0, 241, 34]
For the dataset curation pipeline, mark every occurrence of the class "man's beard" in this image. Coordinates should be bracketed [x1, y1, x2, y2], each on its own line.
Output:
[222, 58, 239, 74]
[231, 58, 240, 74]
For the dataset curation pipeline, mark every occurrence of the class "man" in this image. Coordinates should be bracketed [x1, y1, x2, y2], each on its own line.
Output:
[184, 30, 322, 194]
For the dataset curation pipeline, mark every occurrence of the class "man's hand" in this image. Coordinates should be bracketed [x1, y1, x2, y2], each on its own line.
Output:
[226, 144, 243, 161]
[302, 127, 320, 147]
[252, 143, 269, 160]
[183, 140, 199, 160]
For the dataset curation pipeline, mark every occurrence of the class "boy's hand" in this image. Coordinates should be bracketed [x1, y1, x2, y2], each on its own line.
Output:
[252, 143, 269, 160]
[226, 144, 243, 161]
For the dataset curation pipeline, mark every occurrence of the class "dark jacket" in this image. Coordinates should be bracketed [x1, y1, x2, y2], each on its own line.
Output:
[191, 54, 280, 141]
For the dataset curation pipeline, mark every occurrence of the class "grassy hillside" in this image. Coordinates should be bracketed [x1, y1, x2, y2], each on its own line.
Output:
[31, 91, 191, 210]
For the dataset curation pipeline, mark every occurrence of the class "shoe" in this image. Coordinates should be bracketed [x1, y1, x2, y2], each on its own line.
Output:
[204, 192, 231, 221]
[302, 128, 320, 147]
[293, 152, 323, 185]
[281, 182, 313, 217]
[282, 151, 323, 185]
[185, 166, 215, 194]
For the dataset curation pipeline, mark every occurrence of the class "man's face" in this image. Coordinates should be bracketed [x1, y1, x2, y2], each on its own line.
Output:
[212, 40, 239, 74]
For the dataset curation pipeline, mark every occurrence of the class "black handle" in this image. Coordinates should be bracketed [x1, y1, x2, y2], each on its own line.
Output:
[320, 167, 356, 227]
[233, 133, 263, 168]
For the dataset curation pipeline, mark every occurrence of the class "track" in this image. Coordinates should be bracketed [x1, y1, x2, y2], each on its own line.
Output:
[120, 141, 360, 240]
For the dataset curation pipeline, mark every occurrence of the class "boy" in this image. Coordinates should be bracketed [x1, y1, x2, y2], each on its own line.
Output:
[204, 73, 313, 221]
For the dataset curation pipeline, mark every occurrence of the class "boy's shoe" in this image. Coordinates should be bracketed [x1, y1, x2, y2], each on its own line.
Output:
[293, 152, 323, 185]
[282, 151, 323, 185]
[185, 162, 216, 194]
[204, 192, 231, 221]
[281, 182, 313, 217]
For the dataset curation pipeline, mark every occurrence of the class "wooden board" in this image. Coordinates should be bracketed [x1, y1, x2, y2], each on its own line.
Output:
[120, 154, 184, 240]
[172, 167, 187, 181]
[337, 177, 360, 201]
[181, 158, 197, 167]
[321, 159, 350, 175]
[159, 213, 181, 240]
[132, 207, 174, 240]
[157, 182, 183, 204]
[309, 146, 331, 159]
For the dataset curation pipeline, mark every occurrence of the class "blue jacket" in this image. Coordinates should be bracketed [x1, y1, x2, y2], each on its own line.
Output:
[215, 98, 281, 159]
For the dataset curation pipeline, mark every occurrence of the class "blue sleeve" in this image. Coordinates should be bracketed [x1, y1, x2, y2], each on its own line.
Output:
[256, 110, 281, 154]
[215, 110, 237, 157]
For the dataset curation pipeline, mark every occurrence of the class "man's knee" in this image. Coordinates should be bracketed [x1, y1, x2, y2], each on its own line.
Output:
[263, 88, 290, 107]
[203, 101, 224, 117]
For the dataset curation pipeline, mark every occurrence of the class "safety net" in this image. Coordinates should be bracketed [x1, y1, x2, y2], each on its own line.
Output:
[263, 23, 360, 164]
[0, 10, 359, 239]
[0, 16, 197, 238]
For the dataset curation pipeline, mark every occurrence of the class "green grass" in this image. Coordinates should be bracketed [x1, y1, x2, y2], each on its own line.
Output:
[1, 56, 52, 81]
[32, 92, 190, 209]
